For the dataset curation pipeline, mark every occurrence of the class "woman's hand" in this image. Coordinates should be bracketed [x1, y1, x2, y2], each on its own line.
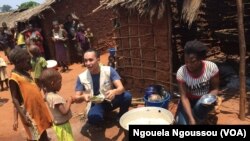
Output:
[189, 118, 196, 125]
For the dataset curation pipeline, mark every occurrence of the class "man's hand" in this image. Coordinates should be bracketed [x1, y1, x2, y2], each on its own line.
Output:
[105, 90, 116, 101]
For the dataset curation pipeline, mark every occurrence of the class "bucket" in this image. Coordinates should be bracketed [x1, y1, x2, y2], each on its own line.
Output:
[108, 48, 116, 56]
[144, 84, 171, 108]
[144, 94, 171, 109]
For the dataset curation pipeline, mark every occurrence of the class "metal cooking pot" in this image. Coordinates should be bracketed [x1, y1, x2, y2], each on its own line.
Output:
[119, 107, 174, 131]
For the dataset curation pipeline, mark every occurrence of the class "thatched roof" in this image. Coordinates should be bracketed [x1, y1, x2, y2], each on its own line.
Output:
[93, 0, 168, 21]
[181, 0, 202, 27]
[94, 0, 203, 25]
[0, 0, 56, 28]
[0, 12, 12, 24]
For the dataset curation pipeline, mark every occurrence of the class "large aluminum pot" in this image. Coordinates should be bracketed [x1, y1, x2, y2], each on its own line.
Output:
[119, 107, 174, 131]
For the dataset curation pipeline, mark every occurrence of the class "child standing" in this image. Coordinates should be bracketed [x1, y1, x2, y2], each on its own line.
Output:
[76, 23, 89, 63]
[29, 45, 47, 87]
[40, 69, 75, 141]
[108, 55, 116, 69]
[0, 56, 8, 91]
[8, 47, 52, 141]
[84, 28, 94, 48]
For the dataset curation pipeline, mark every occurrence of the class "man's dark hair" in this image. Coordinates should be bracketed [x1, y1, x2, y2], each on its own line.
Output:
[184, 40, 207, 60]
[84, 49, 100, 58]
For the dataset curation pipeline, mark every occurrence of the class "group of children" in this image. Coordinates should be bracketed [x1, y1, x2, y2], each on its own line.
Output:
[8, 47, 76, 140]
[1, 30, 115, 140]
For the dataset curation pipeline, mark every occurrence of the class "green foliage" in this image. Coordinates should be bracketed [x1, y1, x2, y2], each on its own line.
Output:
[18, 1, 40, 10]
[0, 5, 12, 12]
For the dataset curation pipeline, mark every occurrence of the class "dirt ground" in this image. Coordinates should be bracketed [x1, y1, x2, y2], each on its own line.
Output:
[0, 51, 250, 141]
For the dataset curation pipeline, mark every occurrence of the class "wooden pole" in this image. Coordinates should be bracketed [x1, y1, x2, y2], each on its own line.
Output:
[236, 0, 246, 120]
[167, 0, 173, 92]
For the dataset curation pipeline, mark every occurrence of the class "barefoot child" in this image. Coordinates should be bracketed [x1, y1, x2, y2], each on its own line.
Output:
[40, 69, 75, 141]
[0, 56, 8, 91]
[8, 47, 52, 141]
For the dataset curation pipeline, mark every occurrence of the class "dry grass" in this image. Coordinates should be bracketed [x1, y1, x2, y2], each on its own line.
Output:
[181, 0, 202, 27]
[93, 0, 168, 22]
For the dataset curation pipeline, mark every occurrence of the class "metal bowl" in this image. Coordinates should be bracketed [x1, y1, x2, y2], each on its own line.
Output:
[200, 94, 217, 105]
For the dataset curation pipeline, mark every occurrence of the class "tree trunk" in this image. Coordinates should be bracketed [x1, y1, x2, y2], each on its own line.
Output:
[236, 0, 246, 120]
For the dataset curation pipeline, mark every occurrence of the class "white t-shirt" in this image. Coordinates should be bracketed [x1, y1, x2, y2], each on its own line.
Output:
[176, 60, 219, 99]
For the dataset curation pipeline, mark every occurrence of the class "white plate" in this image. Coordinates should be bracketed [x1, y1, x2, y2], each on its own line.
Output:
[46, 60, 57, 68]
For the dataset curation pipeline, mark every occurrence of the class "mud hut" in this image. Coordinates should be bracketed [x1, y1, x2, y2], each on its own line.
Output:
[0, 0, 114, 59]
[94, 0, 174, 97]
